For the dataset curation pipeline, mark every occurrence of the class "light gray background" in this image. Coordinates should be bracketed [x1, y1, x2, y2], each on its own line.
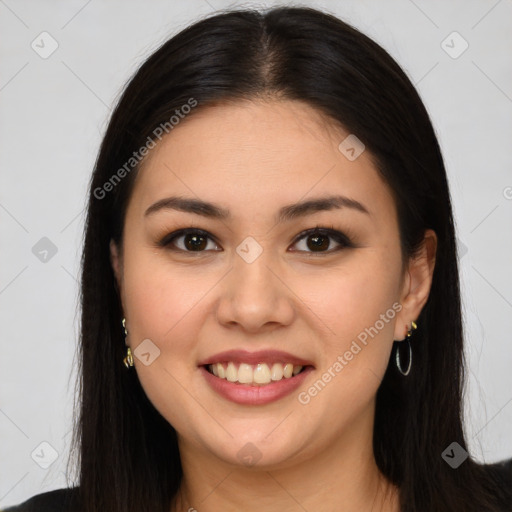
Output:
[1, 0, 511, 507]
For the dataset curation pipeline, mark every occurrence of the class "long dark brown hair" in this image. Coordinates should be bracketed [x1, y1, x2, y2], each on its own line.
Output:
[67, 6, 511, 512]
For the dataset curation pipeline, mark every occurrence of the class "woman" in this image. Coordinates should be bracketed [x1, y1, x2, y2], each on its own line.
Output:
[4, 6, 511, 512]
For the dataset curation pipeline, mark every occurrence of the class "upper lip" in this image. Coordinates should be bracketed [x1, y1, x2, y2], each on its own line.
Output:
[198, 349, 315, 368]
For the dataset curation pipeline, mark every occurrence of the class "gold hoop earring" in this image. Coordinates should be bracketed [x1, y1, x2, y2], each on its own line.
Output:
[121, 317, 134, 368]
[123, 347, 134, 368]
[406, 320, 417, 338]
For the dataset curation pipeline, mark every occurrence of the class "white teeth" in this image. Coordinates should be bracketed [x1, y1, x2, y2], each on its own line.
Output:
[283, 363, 293, 378]
[253, 363, 271, 384]
[270, 363, 283, 381]
[208, 362, 305, 385]
[226, 362, 238, 382]
[283, 363, 293, 379]
[238, 363, 253, 384]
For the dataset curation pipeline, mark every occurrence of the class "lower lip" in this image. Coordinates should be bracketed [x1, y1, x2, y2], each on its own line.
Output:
[199, 365, 314, 405]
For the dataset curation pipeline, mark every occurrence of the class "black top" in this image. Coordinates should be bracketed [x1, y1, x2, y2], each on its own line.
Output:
[2, 487, 81, 512]
[3, 458, 512, 511]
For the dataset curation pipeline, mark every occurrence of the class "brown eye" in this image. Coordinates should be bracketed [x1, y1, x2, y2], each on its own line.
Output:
[159, 229, 219, 253]
[291, 227, 352, 254]
[183, 233, 208, 251]
[306, 233, 330, 251]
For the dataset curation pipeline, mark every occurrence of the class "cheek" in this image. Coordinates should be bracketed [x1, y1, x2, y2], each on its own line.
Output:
[121, 251, 215, 428]
[304, 252, 399, 329]
[292, 270, 399, 430]
[122, 249, 211, 346]
[297, 251, 400, 379]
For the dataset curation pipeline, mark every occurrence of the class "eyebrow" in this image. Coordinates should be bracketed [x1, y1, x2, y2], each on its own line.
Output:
[144, 194, 371, 222]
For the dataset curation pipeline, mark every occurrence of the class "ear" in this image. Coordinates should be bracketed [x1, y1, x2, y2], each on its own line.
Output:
[110, 239, 123, 294]
[394, 229, 437, 340]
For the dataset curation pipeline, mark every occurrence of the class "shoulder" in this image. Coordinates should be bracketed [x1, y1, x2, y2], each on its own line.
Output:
[480, 457, 512, 511]
[483, 457, 512, 484]
[1, 487, 81, 512]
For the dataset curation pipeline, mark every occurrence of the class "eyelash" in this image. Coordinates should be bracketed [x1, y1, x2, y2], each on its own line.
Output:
[157, 224, 354, 256]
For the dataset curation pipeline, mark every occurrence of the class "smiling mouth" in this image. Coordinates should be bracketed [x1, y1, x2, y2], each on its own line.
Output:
[203, 361, 311, 386]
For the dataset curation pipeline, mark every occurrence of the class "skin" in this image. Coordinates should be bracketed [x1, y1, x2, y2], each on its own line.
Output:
[110, 99, 437, 512]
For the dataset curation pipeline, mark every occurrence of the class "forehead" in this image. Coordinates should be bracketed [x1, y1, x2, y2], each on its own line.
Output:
[128, 99, 395, 224]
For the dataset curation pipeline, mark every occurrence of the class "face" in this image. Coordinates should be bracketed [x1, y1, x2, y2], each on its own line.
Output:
[110, 99, 436, 469]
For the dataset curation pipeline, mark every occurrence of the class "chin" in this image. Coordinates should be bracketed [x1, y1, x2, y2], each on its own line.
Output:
[195, 424, 310, 469]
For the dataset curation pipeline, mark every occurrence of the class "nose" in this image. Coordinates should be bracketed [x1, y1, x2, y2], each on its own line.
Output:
[215, 247, 295, 334]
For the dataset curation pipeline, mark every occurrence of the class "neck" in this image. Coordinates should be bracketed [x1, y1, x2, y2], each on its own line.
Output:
[169, 405, 399, 512]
